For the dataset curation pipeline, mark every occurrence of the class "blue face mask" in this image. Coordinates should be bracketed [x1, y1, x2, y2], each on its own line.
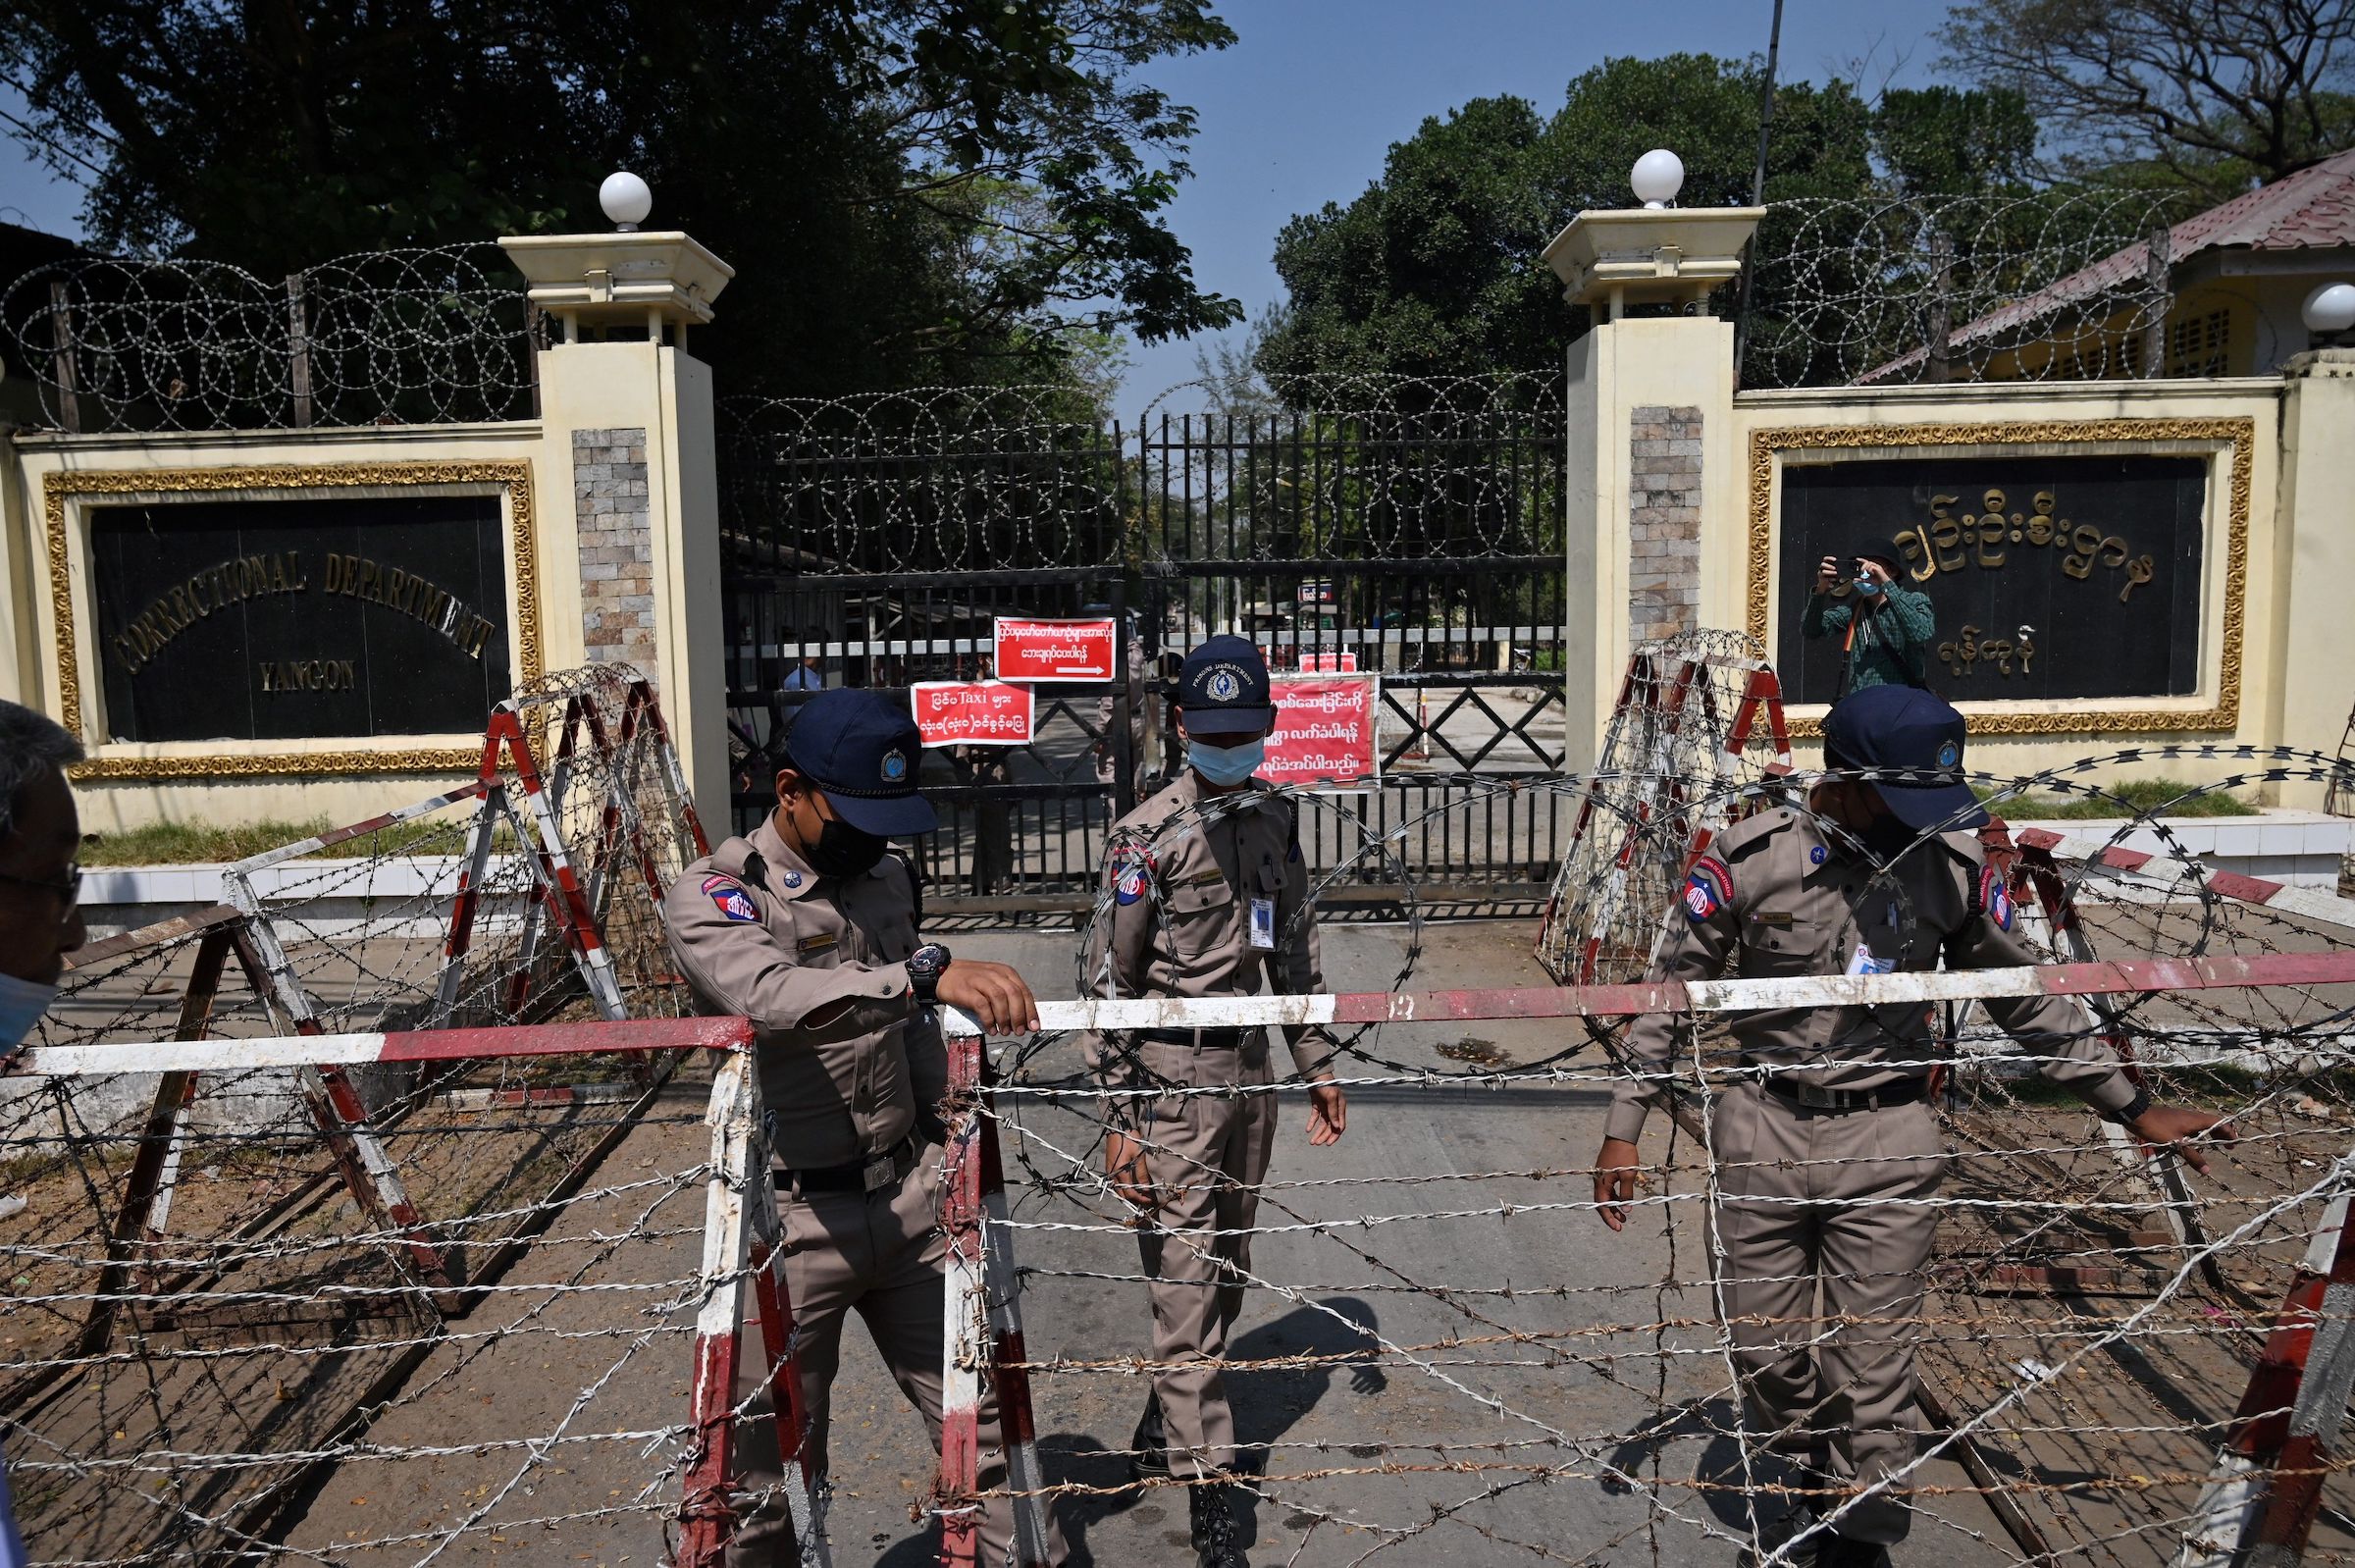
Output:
[1186, 737, 1265, 787]
[0, 970, 58, 1051]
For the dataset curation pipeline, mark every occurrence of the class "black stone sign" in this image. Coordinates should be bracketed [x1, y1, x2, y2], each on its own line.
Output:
[90, 494, 511, 743]
[1774, 454, 2207, 706]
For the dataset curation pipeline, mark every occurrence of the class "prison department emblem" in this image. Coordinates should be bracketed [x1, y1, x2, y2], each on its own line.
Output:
[1936, 739, 1961, 769]
[1979, 864, 2015, 931]
[880, 748, 910, 783]
[704, 875, 760, 922]
[1683, 856, 1732, 922]
[1208, 668, 1241, 702]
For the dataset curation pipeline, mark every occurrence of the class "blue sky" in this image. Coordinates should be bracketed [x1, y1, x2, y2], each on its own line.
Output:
[0, 0, 1956, 400]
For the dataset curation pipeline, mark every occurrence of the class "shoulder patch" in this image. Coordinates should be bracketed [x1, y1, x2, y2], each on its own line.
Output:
[702, 874, 760, 922]
[1978, 864, 2015, 932]
[1683, 855, 1734, 923]
[1114, 862, 1149, 907]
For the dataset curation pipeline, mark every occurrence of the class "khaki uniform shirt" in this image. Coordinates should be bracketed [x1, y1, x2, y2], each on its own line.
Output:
[664, 818, 941, 1171]
[1082, 771, 1336, 1079]
[1605, 805, 2139, 1144]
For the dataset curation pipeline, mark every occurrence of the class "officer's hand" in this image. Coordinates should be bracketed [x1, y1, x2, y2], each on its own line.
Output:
[1814, 554, 1840, 593]
[1594, 1137, 1644, 1231]
[1306, 1078, 1346, 1145]
[1104, 1127, 1155, 1214]
[2127, 1105, 2237, 1175]
[933, 960, 1041, 1037]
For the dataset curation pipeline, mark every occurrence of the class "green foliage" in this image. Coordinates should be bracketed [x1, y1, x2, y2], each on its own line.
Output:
[80, 815, 518, 865]
[0, 0, 1241, 395]
[1974, 777, 2259, 819]
[1258, 55, 2040, 387]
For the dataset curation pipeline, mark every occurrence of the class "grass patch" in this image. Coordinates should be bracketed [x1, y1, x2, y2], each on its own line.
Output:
[82, 815, 510, 866]
[1975, 776, 2259, 820]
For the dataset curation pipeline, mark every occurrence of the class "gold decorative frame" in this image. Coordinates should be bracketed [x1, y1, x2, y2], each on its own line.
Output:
[1745, 418, 2253, 736]
[42, 461, 540, 779]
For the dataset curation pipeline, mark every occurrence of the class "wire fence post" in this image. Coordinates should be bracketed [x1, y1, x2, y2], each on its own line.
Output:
[1924, 229, 1955, 386]
[286, 273, 313, 427]
[2144, 223, 2173, 378]
[46, 279, 79, 433]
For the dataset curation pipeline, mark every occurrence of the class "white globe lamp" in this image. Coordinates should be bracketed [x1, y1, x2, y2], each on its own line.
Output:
[600, 171, 654, 233]
[2303, 282, 2355, 337]
[1630, 149, 1685, 210]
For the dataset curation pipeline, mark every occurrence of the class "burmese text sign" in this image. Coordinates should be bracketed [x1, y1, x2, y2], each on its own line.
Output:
[1266, 674, 1379, 788]
[993, 617, 1116, 682]
[911, 681, 1035, 747]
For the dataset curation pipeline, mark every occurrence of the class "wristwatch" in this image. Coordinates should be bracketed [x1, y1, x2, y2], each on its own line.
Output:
[906, 942, 953, 1005]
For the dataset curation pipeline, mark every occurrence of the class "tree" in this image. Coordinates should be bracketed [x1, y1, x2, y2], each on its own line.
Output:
[1938, 0, 2355, 199]
[0, 0, 1242, 394]
[1258, 55, 1876, 386]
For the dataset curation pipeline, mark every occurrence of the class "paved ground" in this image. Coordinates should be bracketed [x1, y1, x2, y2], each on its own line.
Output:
[268, 919, 2027, 1568]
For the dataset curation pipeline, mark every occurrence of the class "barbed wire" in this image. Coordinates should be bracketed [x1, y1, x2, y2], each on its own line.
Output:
[13, 713, 2355, 1563]
[0, 244, 541, 434]
[1744, 188, 2194, 389]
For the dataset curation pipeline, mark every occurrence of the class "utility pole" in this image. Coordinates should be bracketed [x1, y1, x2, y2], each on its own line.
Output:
[1732, 0, 1786, 386]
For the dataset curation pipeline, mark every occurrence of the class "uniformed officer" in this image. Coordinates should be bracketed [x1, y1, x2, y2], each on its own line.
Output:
[664, 689, 1068, 1566]
[1082, 634, 1346, 1568]
[1591, 684, 2231, 1567]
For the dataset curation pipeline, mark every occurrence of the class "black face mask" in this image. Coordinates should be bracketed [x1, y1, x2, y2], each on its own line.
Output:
[1861, 811, 1921, 862]
[804, 813, 889, 880]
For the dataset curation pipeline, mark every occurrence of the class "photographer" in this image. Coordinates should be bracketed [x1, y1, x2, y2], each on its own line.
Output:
[1802, 541, 1934, 698]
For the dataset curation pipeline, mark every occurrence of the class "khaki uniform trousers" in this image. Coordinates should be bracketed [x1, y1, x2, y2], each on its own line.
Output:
[1711, 1081, 1947, 1547]
[726, 1142, 1068, 1565]
[1134, 1036, 1279, 1479]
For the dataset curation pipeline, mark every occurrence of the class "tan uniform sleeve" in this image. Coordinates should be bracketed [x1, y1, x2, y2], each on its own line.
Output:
[663, 872, 915, 1043]
[1944, 863, 2139, 1118]
[1077, 833, 1160, 1085]
[1275, 815, 1338, 1078]
[1604, 861, 1742, 1145]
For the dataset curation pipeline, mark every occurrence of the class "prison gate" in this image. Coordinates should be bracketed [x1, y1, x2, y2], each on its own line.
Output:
[714, 375, 1571, 911]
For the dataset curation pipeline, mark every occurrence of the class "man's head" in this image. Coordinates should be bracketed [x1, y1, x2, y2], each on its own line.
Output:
[772, 689, 936, 878]
[1174, 636, 1275, 786]
[1857, 540, 1907, 579]
[0, 700, 85, 985]
[1813, 684, 1985, 845]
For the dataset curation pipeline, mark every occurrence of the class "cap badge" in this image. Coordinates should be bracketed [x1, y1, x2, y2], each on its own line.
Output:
[1207, 669, 1241, 702]
[1935, 739, 1961, 769]
[880, 747, 909, 784]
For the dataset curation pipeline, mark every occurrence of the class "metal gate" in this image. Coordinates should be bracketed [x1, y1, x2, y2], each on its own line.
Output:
[716, 375, 1567, 912]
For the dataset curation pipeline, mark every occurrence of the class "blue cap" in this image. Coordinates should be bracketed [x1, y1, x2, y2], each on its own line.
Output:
[1177, 635, 1275, 736]
[781, 690, 939, 837]
[1821, 685, 1986, 833]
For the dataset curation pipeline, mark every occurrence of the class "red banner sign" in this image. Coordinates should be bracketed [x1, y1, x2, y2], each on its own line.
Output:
[1296, 651, 1360, 673]
[1265, 674, 1379, 788]
[993, 616, 1117, 682]
[910, 681, 1035, 747]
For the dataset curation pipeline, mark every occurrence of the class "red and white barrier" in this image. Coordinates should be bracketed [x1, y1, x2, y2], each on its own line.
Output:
[2015, 825, 2355, 933]
[937, 1010, 1056, 1568]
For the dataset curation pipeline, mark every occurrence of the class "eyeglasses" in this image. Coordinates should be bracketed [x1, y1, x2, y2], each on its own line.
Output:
[0, 862, 82, 913]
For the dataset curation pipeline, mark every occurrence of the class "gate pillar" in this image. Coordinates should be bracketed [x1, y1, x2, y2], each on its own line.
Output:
[1544, 198, 1759, 770]
[501, 205, 737, 817]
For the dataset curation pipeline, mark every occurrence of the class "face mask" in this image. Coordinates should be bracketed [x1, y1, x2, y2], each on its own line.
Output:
[1187, 737, 1265, 787]
[0, 970, 58, 1050]
[804, 814, 889, 880]
[1862, 812, 1920, 862]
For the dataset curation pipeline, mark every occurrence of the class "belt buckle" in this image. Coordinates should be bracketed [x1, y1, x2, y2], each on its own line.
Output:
[1790, 1080, 1836, 1111]
[862, 1155, 896, 1193]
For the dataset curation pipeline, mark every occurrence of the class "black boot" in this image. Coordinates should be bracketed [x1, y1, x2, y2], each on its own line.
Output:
[1740, 1500, 1822, 1568]
[1817, 1537, 1892, 1568]
[1128, 1388, 1170, 1484]
[1189, 1480, 1248, 1568]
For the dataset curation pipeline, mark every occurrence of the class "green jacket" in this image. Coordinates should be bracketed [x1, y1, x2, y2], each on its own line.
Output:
[1802, 585, 1935, 696]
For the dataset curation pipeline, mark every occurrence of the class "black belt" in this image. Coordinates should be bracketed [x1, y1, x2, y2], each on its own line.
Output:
[781, 1134, 919, 1195]
[1138, 1026, 1260, 1049]
[1762, 1076, 1930, 1115]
